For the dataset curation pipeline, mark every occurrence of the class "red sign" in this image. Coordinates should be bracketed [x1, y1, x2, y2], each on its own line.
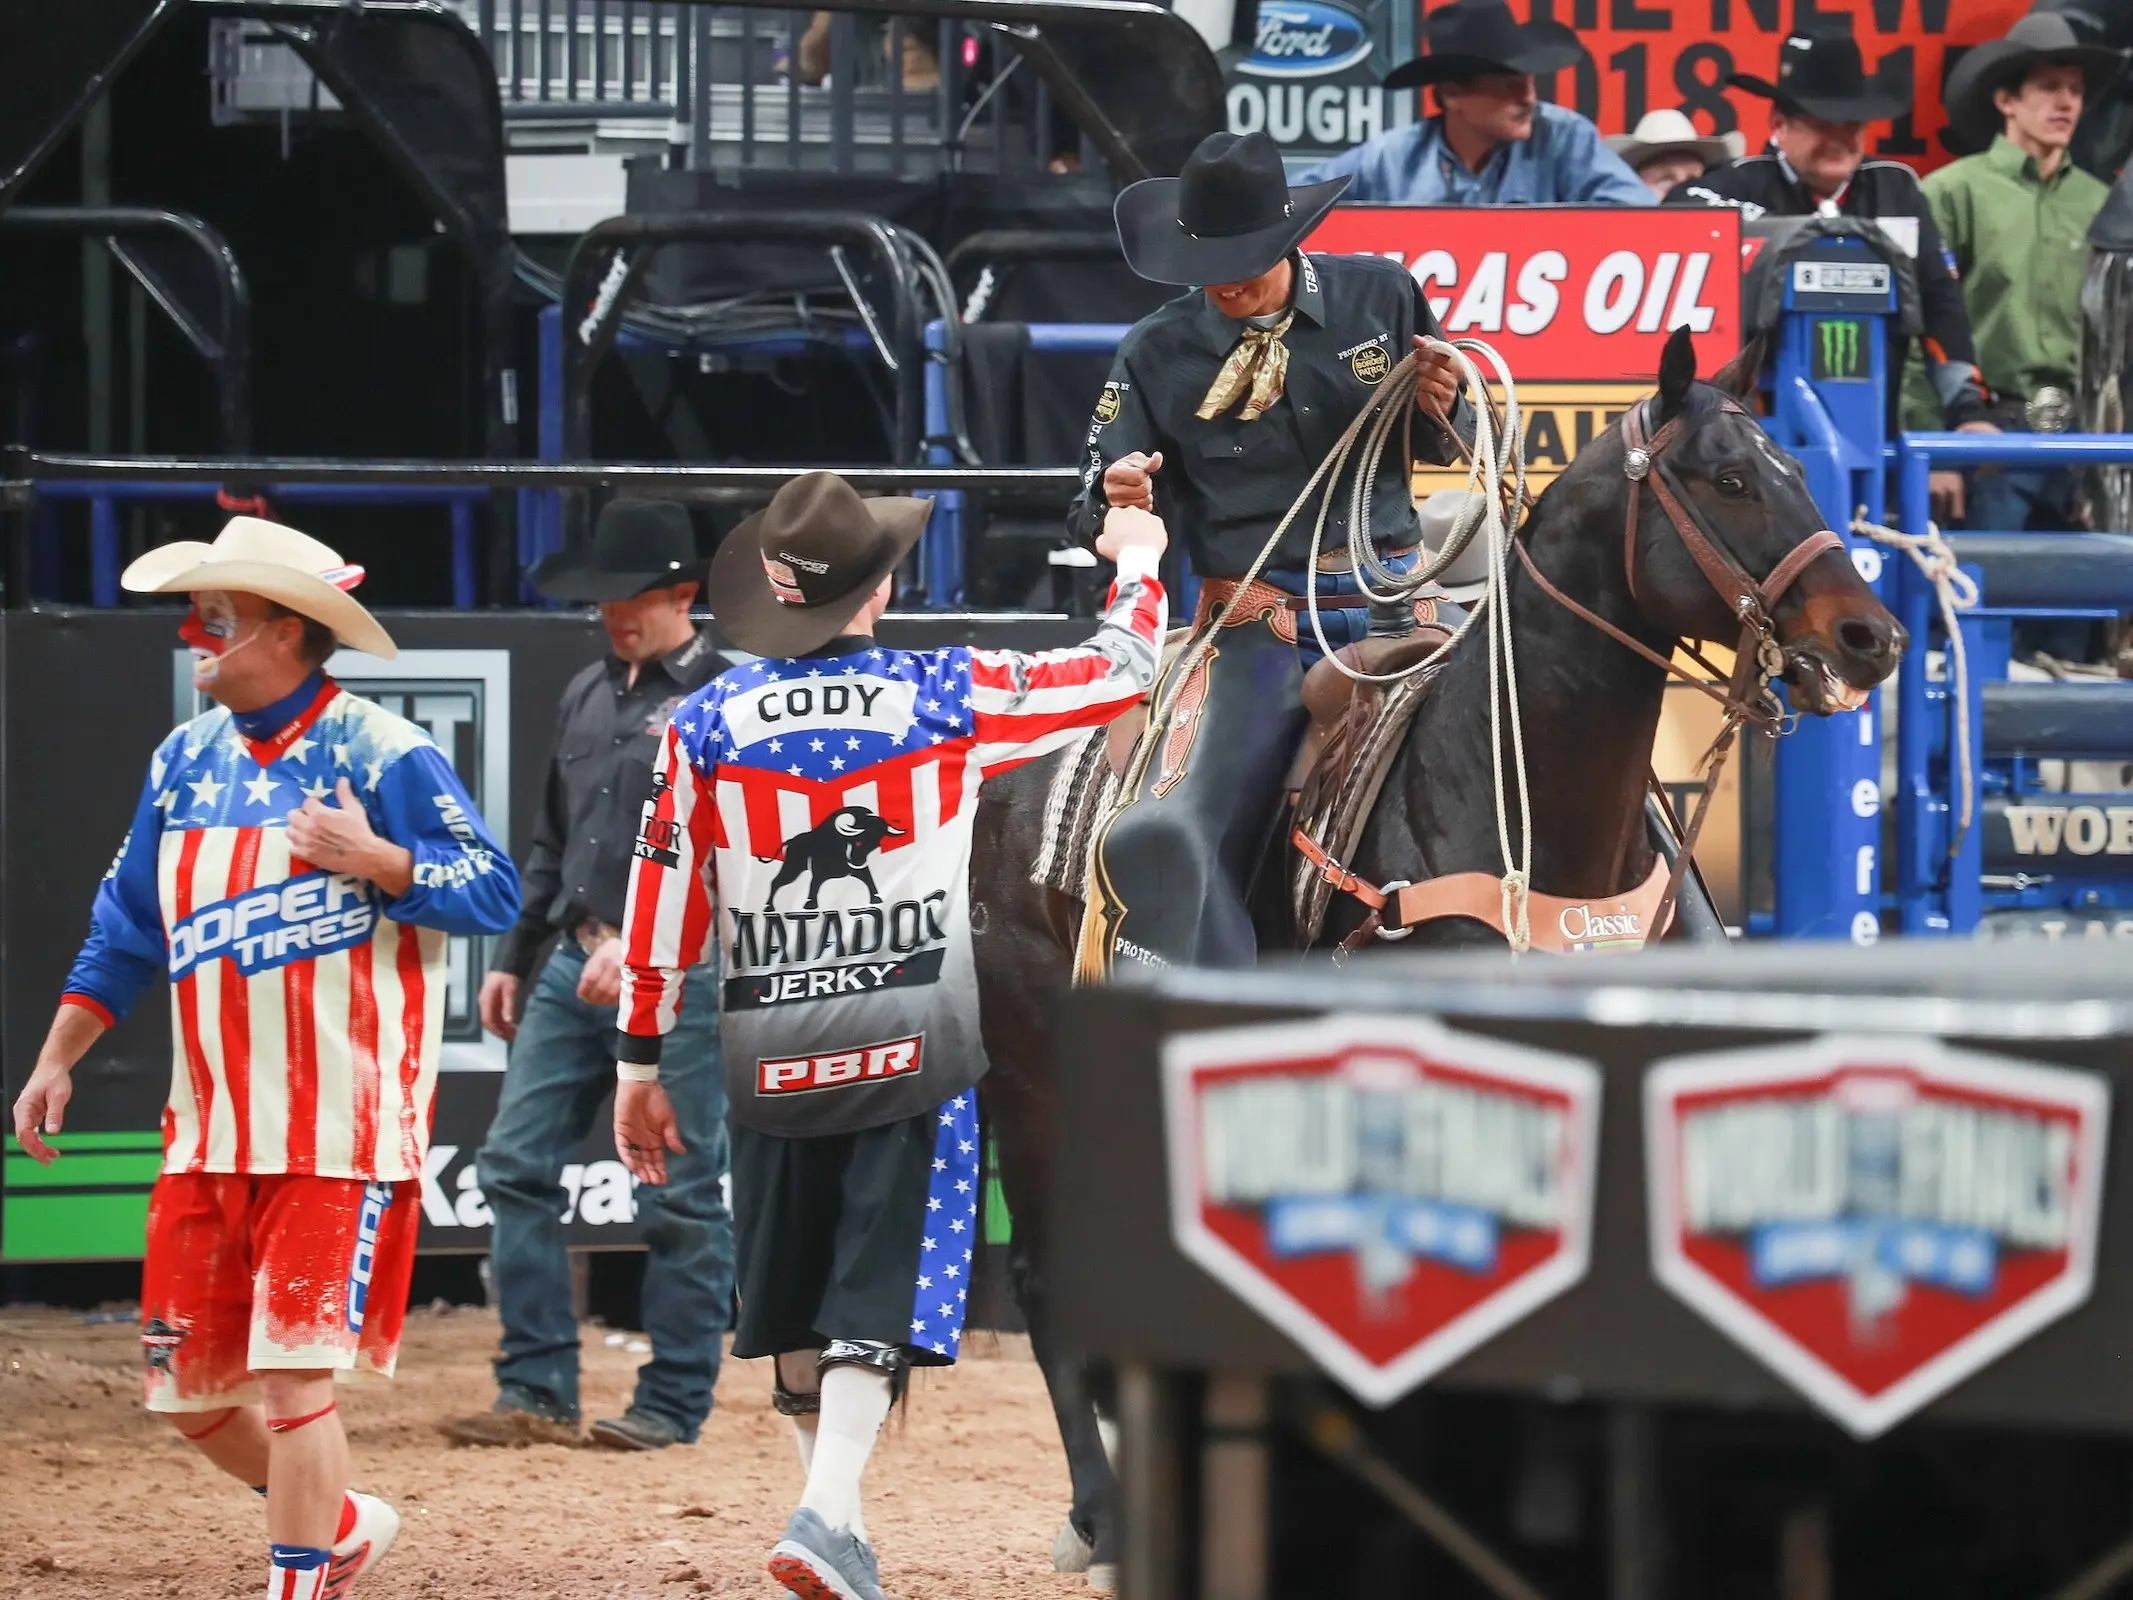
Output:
[1307, 205, 1742, 377]
[1478, 0, 2029, 179]
[1163, 1015, 1601, 1406]
[1645, 1035, 2110, 1438]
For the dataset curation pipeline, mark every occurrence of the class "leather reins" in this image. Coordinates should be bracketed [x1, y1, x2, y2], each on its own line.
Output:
[1302, 392, 1846, 952]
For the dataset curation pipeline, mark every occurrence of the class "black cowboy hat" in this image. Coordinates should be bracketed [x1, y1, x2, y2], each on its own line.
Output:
[1384, 0, 1584, 92]
[532, 499, 701, 602]
[705, 471, 932, 657]
[1941, 14, 2126, 156]
[1728, 25, 1912, 123]
[1114, 131, 1351, 288]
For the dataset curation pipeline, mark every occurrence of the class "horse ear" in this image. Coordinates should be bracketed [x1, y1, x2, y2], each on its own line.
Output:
[1656, 325, 1696, 420]
[1710, 332, 1768, 402]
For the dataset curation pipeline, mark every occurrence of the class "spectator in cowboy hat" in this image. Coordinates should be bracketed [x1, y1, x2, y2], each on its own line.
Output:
[1605, 109, 1747, 201]
[1665, 21, 1996, 514]
[1298, 0, 1650, 205]
[445, 497, 738, 1453]
[1902, 14, 2123, 642]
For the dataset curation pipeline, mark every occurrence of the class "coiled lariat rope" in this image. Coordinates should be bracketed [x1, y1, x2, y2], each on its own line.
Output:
[1102, 335, 1541, 951]
[1851, 508, 1979, 861]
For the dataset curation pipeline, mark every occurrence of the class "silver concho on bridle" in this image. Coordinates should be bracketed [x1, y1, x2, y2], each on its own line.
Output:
[1623, 446, 1652, 481]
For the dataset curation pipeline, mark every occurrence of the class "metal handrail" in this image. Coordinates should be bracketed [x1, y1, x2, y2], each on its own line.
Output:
[0, 206, 253, 452]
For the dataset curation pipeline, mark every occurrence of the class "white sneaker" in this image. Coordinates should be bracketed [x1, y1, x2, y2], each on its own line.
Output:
[322, 1492, 400, 1599]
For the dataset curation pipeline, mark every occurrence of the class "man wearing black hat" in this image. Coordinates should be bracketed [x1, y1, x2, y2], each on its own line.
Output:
[1065, 128, 1468, 976]
[444, 499, 737, 1453]
[1298, 0, 1649, 204]
[1664, 23, 1996, 463]
[611, 474, 1171, 1600]
[1902, 14, 2122, 543]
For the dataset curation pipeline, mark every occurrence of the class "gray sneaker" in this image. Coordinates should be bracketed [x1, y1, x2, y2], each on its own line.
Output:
[766, 1506, 888, 1600]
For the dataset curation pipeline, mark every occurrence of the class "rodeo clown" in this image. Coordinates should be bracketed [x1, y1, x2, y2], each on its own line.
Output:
[1066, 128, 1469, 975]
[610, 471, 1169, 1600]
[10, 517, 521, 1600]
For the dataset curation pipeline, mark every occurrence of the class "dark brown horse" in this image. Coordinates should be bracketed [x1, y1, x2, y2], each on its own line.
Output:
[968, 330, 1905, 1579]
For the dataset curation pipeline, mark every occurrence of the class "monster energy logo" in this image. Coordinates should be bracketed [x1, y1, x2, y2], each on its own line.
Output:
[1813, 319, 1866, 382]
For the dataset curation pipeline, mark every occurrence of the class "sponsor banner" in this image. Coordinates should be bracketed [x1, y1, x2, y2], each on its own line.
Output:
[1645, 1035, 2109, 1438]
[1982, 796, 2133, 877]
[1163, 1014, 1601, 1406]
[1226, 0, 1417, 169]
[1304, 206, 1740, 492]
[1509, 0, 2025, 180]
[1977, 909, 2133, 943]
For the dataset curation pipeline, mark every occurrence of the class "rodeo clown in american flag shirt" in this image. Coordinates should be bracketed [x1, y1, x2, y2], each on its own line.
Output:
[10, 517, 520, 1600]
[612, 472, 1167, 1600]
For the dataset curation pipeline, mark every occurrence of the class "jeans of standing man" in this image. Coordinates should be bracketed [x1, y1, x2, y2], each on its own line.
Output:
[476, 940, 732, 1439]
[1966, 465, 2098, 662]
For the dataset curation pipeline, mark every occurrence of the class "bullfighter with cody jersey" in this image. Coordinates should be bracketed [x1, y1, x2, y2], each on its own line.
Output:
[10, 516, 521, 1600]
[612, 471, 1168, 1600]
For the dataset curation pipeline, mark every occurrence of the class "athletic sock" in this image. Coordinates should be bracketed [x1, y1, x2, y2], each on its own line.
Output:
[798, 1365, 892, 1541]
[791, 1416, 819, 1473]
[265, 1544, 330, 1600]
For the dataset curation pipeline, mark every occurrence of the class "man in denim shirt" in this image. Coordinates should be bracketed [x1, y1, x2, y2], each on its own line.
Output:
[444, 501, 736, 1452]
[1299, 0, 1649, 205]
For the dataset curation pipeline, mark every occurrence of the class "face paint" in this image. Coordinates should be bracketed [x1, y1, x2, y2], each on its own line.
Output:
[181, 591, 262, 683]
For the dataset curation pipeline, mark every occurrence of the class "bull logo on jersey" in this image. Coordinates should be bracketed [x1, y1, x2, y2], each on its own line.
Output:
[1646, 1036, 2110, 1439]
[762, 806, 907, 911]
[1164, 1015, 1601, 1407]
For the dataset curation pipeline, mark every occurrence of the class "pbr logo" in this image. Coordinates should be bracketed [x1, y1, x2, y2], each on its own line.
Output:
[1163, 1015, 1601, 1407]
[1645, 1035, 2109, 1439]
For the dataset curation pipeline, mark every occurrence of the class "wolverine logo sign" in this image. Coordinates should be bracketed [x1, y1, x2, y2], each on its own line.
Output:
[761, 806, 907, 910]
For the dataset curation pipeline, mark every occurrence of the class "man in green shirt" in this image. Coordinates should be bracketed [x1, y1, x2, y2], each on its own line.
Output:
[1903, 14, 2124, 533]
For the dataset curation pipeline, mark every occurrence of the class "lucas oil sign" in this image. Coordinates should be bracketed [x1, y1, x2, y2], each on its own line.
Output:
[1304, 205, 1741, 494]
[1645, 1036, 2109, 1439]
[1163, 1015, 1601, 1406]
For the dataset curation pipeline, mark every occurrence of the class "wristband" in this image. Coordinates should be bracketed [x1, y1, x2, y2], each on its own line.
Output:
[617, 1060, 661, 1085]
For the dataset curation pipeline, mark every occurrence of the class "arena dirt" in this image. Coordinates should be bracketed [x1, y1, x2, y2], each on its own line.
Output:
[1, 1304, 1091, 1599]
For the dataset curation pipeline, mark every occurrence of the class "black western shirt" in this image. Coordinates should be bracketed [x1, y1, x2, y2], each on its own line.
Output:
[1664, 152, 1992, 427]
[492, 627, 728, 978]
[1064, 250, 1466, 577]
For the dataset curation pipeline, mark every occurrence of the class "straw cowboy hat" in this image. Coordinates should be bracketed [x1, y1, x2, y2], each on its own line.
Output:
[1604, 109, 1745, 173]
[121, 515, 397, 659]
[1113, 130, 1351, 288]
[706, 471, 932, 657]
[1941, 14, 2126, 156]
[1384, 0, 1585, 91]
[1728, 26, 1912, 123]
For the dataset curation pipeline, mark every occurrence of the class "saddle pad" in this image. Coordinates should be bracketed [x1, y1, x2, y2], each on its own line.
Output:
[1033, 723, 1120, 899]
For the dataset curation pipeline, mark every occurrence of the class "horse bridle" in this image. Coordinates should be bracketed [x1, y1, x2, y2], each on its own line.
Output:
[1514, 395, 1844, 734]
[1512, 392, 1846, 935]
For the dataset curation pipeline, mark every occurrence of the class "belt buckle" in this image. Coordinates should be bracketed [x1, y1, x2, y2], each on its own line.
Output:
[2026, 385, 2073, 434]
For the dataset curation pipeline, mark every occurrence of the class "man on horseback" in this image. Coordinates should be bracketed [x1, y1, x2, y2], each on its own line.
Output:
[1064, 128, 1470, 975]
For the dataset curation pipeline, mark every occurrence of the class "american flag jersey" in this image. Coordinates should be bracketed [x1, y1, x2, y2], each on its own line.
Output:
[62, 676, 522, 1181]
[620, 549, 1166, 1136]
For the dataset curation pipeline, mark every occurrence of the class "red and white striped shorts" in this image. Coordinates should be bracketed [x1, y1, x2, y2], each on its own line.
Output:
[140, 1171, 419, 1412]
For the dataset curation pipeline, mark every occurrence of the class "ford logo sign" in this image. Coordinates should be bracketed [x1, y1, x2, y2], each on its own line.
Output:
[1238, 0, 1374, 79]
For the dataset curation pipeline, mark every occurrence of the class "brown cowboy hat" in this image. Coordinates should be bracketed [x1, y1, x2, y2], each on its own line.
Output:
[1940, 14, 2126, 156]
[706, 471, 932, 657]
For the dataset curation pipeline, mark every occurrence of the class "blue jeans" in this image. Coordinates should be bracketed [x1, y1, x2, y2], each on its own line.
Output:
[476, 941, 733, 1438]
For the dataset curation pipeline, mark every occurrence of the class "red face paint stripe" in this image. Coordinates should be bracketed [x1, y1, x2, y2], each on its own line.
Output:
[218, 828, 262, 1172]
[173, 829, 215, 1172]
[347, 943, 381, 1172]
[394, 923, 427, 1175]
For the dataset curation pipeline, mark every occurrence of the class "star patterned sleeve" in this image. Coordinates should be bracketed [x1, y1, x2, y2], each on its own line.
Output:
[968, 545, 1167, 777]
[366, 744, 523, 935]
[615, 716, 721, 1068]
[60, 738, 180, 1027]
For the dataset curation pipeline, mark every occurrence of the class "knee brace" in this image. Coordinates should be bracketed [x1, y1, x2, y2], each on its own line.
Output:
[818, 1339, 910, 1404]
[772, 1348, 823, 1417]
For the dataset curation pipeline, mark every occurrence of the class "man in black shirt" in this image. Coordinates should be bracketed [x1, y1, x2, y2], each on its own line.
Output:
[1663, 24, 1998, 516]
[444, 501, 735, 1453]
[1067, 130, 1466, 976]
